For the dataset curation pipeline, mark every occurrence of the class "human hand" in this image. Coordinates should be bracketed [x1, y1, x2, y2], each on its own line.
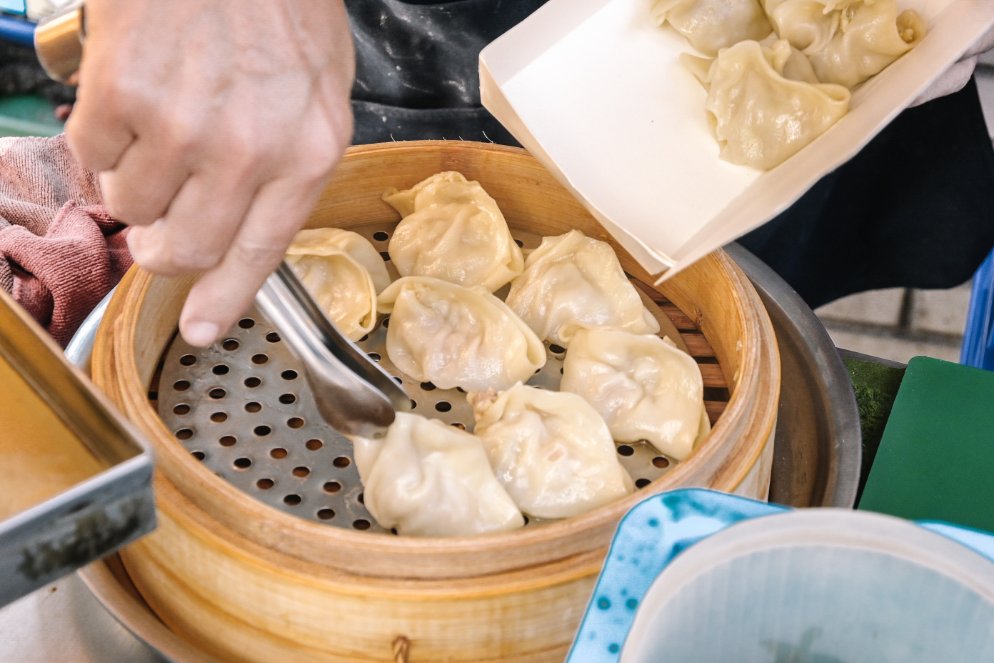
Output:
[66, 0, 355, 347]
[910, 23, 994, 107]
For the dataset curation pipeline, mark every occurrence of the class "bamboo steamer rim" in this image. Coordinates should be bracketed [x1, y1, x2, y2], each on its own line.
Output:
[93, 141, 780, 579]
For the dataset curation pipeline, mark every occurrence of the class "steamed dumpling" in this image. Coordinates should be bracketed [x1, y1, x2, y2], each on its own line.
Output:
[684, 39, 850, 169]
[504, 230, 660, 348]
[763, 0, 846, 54]
[285, 228, 388, 341]
[378, 276, 546, 391]
[651, 0, 772, 56]
[560, 328, 705, 461]
[756, 33, 821, 83]
[351, 412, 524, 537]
[288, 227, 391, 292]
[803, 0, 926, 89]
[470, 384, 634, 519]
[383, 171, 524, 291]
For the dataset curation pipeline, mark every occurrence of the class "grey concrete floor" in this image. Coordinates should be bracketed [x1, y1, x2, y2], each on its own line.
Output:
[809, 63, 994, 365]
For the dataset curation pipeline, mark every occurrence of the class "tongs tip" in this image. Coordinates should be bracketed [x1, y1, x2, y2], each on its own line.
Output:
[256, 262, 409, 440]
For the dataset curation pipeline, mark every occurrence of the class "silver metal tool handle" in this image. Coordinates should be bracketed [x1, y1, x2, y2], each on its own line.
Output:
[255, 262, 409, 439]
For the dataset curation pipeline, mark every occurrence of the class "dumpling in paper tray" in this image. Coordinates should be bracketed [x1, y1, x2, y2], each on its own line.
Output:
[285, 228, 389, 341]
[469, 384, 634, 519]
[505, 230, 660, 348]
[651, 0, 772, 56]
[762, 0, 844, 54]
[560, 328, 706, 461]
[803, 0, 926, 89]
[351, 412, 525, 537]
[378, 276, 546, 392]
[383, 171, 524, 291]
[762, 0, 926, 89]
[683, 39, 850, 169]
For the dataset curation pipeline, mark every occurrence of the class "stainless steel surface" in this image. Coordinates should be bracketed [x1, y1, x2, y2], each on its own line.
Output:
[64, 288, 113, 372]
[727, 243, 862, 508]
[0, 574, 166, 663]
[0, 455, 155, 607]
[33, 2, 85, 84]
[0, 287, 156, 608]
[255, 262, 408, 438]
[157, 225, 681, 530]
[157, 306, 385, 532]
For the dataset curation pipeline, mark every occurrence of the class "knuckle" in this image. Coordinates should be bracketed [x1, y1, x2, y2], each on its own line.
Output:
[99, 71, 153, 118]
[128, 231, 221, 275]
[63, 115, 87, 152]
[291, 146, 337, 185]
[99, 184, 125, 218]
[104, 196, 147, 226]
[101, 183, 135, 223]
[230, 240, 284, 270]
[224, 130, 269, 173]
[100, 178, 160, 226]
[126, 232, 172, 274]
[293, 129, 345, 182]
[174, 247, 223, 273]
[162, 112, 207, 154]
[167, 126, 199, 156]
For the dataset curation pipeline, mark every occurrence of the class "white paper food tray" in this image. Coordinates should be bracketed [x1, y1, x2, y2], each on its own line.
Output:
[480, 0, 994, 280]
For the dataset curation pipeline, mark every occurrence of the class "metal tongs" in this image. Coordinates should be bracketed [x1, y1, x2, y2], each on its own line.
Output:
[255, 263, 410, 439]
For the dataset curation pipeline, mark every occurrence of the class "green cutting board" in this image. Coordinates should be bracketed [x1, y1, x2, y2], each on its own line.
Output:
[859, 356, 994, 534]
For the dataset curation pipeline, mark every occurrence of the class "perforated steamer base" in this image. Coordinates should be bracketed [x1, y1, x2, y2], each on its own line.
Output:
[154, 224, 730, 534]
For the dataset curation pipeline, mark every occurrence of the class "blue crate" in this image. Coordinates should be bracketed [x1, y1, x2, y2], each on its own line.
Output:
[0, 12, 33, 46]
[961, 250, 994, 370]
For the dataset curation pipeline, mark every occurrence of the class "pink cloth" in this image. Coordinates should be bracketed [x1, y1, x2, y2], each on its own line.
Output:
[0, 134, 131, 346]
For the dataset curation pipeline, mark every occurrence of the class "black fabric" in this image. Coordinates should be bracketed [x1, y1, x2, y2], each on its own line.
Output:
[0, 42, 75, 106]
[345, 0, 994, 307]
[351, 99, 519, 144]
[346, 0, 546, 144]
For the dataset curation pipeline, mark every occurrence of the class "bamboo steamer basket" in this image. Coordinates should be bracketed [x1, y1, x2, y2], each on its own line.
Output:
[91, 141, 780, 662]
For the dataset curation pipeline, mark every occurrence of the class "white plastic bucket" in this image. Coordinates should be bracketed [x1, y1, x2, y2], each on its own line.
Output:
[622, 509, 994, 662]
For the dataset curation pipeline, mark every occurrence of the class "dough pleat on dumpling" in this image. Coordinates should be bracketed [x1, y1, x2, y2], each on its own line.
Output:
[684, 39, 850, 169]
[378, 276, 546, 392]
[651, 0, 773, 56]
[560, 328, 705, 461]
[288, 227, 392, 293]
[382, 171, 524, 292]
[762, 0, 846, 54]
[469, 384, 634, 520]
[504, 230, 660, 348]
[285, 228, 388, 341]
[351, 412, 524, 537]
[803, 0, 926, 89]
[757, 33, 821, 83]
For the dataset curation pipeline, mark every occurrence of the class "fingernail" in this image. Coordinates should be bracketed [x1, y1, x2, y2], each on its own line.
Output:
[183, 321, 220, 347]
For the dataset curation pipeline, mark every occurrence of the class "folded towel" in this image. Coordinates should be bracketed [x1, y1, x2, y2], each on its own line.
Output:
[0, 134, 131, 346]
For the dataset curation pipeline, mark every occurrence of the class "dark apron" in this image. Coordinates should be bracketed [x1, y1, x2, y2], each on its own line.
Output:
[347, 0, 547, 145]
[346, 0, 994, 307]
